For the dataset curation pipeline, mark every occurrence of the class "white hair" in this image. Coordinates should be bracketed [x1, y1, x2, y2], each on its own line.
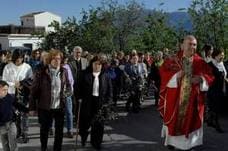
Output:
[73, 46, 83, 52]
[156, 51, 163, 57]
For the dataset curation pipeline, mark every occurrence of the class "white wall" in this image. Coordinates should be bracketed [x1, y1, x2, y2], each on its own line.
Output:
[20, 12, 61, 32]
[0, 37, 10, 50]
[21, 16, 35, 27]
[0, 35, 42, 50]
[34, 12, 61, 32]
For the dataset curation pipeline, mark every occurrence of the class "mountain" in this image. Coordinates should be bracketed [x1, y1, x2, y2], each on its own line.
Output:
[142, 10, 192, 31]
[167, 12, 192, 31]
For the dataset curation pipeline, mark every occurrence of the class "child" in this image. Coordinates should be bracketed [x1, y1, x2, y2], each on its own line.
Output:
[0, 80, 28, 151]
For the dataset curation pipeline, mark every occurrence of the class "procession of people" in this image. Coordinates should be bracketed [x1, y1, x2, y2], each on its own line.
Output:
[0, 35, 228, 151]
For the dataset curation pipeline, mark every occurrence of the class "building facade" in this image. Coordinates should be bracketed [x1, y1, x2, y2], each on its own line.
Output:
[20, 11, 61, 32]
[0, 11, 61, 51]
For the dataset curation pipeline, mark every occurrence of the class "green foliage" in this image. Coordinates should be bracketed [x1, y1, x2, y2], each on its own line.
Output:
[112, 0, 145, 51]
[142, 10, 177, 53]
[79, 7, 116, 53]
[37, 0, 227, 56]
[188, 0, 228, 56]
[40, 18, 80, 53]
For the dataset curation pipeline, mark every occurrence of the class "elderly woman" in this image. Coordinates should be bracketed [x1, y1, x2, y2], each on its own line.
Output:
[29, 49, 71, 151]
[207, 49, 227, 133]
[77, 56, 113, 150]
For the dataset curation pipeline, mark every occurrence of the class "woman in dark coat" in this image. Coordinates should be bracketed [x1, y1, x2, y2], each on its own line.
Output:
[78, 56, 113, 150]
[207, 49, 227, 133]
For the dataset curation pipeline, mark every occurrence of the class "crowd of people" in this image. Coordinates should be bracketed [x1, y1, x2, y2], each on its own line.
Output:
[0, 35, 227, 151]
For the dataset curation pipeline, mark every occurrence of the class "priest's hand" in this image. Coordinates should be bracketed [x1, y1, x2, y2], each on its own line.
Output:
[191, 75, 202, 84]
[177, 70, 185, 85]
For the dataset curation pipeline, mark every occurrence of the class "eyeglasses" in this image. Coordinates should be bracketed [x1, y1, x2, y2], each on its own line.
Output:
[94, 62, 102, 66]
[52, 57, 61, 61]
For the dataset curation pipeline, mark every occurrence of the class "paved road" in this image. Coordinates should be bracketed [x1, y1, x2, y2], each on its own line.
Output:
[1, 99, 228, 151]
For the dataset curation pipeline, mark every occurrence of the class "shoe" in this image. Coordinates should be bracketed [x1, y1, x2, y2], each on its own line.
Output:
[67, 132, 74, 138]
[214, 122, 225, 133]
[81, 141, 85, 147]
[132, 109, 139, 113]
[16, 133, 21, 139]
[49, 128, 54, 136]
[207, 121, 216, 128]
[41, 147, 48, 151]
[125, 104, 130, 112]
[91, 142, 101, 150]
[167, 145, 175, 150]
[22, 137, 29, 143]
[132, 106, 140, 113]
[21, 133, 29, 143]
[216, 126, 224, 133]
[17, 136, 29, 144]
[81, 135, 88, 147]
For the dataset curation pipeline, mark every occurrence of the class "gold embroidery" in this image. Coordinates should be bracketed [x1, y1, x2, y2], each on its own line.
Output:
[175, 57, 192, 135]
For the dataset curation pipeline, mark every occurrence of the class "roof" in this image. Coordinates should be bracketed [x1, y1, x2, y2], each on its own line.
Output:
[20, 11, 45, 18]
[0, 34, 40, 38]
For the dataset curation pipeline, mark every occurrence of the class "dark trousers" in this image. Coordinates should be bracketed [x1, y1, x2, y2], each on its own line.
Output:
[126, 89, 141, 112]
[38, 108, 65, 151]
[154, 91, 159, 106]
[112, 81, 118, 105]
[79, 96, 104, 148]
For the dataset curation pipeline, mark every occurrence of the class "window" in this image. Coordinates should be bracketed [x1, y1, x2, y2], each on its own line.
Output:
[23, 43, 33, 51]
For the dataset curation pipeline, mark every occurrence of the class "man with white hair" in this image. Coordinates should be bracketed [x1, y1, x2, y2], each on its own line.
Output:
[69, 45, 89, 87]
[68, 46, 88, 134]
[69, 46, 88, 82]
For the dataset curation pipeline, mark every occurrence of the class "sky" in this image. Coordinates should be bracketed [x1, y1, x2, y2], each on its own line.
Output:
[0, 0, 192, 25]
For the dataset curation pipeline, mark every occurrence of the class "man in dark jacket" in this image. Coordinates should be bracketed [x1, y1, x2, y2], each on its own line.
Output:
[68, 46, 88, 124]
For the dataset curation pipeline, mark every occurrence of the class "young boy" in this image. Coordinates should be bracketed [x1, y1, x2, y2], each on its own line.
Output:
[0, 80, 28, 151]
[0, 80, 18, 151]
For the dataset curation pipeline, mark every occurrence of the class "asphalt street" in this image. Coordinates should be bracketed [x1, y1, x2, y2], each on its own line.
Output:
[1, 99, 228, 151]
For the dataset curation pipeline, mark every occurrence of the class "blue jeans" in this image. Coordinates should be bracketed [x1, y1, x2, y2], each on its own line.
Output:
[65, 96, 73, 132]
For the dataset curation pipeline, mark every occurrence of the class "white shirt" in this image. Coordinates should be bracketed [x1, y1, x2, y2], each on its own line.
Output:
[2, 62, 33, 94]
[92, 72, 100, 96]
[49, 67, 61, 109]
[212, 59, 227, 78]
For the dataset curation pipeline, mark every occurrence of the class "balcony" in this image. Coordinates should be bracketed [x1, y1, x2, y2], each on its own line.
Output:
[0, 25, 45, 34]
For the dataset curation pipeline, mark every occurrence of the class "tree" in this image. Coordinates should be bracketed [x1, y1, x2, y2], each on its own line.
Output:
[142, 10, 177, 53]
[79, 5, 116, 53]
[113, 0, 145, 51]
[188, 0, 228, 54]
[39, 17, 80, 53]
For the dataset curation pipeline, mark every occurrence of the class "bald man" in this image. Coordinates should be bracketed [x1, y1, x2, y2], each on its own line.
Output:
[158, 35, 214, 150]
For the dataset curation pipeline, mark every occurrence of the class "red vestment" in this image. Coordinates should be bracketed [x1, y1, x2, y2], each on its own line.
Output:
[158, 51, 214, 137]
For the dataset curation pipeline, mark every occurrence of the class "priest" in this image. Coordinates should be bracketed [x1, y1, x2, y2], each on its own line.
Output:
[158, 35, 214, 150]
